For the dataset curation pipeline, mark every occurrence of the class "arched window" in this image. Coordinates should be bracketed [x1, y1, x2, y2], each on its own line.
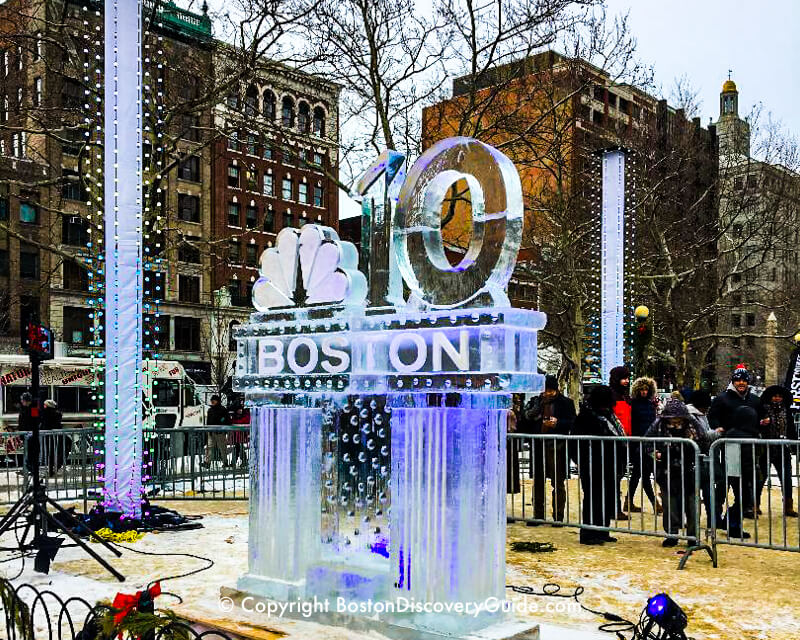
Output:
[313, 106, 325, 137]
[244, 85, 258, 117]
[298, 101, 311, 133]
[262, 90, 276, 120]
[281, 96, 295, 128]
[228, 320, 240, 351]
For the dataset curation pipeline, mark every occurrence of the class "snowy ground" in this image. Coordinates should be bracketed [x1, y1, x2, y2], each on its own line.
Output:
[0, 499, 797, 640]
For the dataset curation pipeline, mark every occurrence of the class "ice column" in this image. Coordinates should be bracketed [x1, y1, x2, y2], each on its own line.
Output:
[240, 407, 322, 598]
[391, 404, 506, 632]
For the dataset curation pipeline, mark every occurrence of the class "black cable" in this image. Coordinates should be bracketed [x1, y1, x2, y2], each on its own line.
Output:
[104, 539, 215, 590]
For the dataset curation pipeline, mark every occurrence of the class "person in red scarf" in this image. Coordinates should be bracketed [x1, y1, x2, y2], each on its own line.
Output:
[609, 366, 632, 520]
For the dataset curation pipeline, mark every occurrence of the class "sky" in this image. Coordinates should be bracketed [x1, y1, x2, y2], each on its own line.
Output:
[198, 0, 800, 219]
[602, 0, 799, 134]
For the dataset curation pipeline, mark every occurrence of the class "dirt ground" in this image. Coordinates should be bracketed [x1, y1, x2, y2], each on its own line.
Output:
[1, 498, 798, 640]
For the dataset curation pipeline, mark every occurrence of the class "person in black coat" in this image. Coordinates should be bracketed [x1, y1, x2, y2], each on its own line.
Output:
[721, 405, 761, 538]
[41, 399, 68, 476]
[625, 377, 660, 514]
[644, 399, 710, 547]
[204, 394, 230, 467]
[520, 376, 576, 522]
[573, 385, 625, 545]
[756, 385, 798, 517]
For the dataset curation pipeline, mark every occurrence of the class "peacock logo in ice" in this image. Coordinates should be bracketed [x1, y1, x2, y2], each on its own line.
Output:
[252, 224, 367, 311]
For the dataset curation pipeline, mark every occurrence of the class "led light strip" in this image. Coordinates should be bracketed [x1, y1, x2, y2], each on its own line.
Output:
[103, 0, 143, 517]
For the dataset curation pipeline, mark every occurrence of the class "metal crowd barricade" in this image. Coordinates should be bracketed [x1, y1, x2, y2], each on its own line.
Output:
[146, 426, 250, 500]
[708, 437, 800, 556]
[507, 433, 714, 568]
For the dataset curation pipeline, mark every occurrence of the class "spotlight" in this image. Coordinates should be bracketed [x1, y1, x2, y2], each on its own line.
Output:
[643, 593, 687, 639]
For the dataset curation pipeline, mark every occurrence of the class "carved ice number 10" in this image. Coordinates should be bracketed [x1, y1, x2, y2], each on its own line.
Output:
[355, 137, 524, 309]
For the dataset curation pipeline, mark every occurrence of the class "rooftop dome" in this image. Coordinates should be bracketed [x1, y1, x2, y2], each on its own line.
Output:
[722, 79, 737, 93]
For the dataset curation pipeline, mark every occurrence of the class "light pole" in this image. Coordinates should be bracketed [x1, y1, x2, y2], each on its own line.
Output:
[633, 305, 652, 378]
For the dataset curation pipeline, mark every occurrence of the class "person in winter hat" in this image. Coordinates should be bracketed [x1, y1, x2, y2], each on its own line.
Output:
[521, 375, 576, 523]
[756, 385, 797, 517]
[573, 385, 626, 545]
[708, 366, 760, 434]
[608, 366, 632, 520]
[645, 398, 710, 547]
[625, 377, 661, 514]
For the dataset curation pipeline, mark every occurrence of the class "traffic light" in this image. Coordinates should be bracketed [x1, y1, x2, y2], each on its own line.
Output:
[21, 323, 54, 360]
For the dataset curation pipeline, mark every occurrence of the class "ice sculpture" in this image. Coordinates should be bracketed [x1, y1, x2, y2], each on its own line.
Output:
[232, 138, 544, 639]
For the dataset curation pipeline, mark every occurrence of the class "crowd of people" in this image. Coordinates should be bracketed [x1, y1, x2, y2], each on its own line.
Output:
[510, 365, 798, 547]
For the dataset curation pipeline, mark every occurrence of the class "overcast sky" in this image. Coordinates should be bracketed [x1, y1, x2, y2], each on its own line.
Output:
[603, 0, 799, 134]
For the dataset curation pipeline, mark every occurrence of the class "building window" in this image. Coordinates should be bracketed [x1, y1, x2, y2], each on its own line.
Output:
[181, 114, 200, 142]
[732, 273, 742, 284]
[731, 314, 741, 328]
[246, 244, 258, 267]
[246, 203, 258, 228]
[734, 176, 744, 190]
[263, 90, 276, 119]
[1, 50, 7, 76]
[16, 45, 22, 70]
[20, 201, 38, 224]
[0, 250, 8, 276]
[0, 196, 8, 220]
[246, 133, 257, 155]
[228, 201, 240, 227]
[298, 149, 307, 169]
[746, 313, 756, 327]
[62, 78, 83, 109]
[228, 320, 240, 351]
[227, 165, 240, 188]
[298, 102, 310, 133]
[282, 96, 295, 128]
[12, 133, 21, 157]
[244, 85, 258, 117]
[246, 169, 257, 191]
[313, 185, 324, 207]
[284, 148, 295, 166]
[151, 314, 170, 352]
[263, 143, 273, 160]
[178, 194, 200, 222]
[282, 210, 292, 228]
[63, 260, 89, 291]
[62, 215, 89, 246]
[179, 275, 201, 303]
[263, 174, 274, 196]
[282, 177, 293, 200]
[33, 77, 42, 106]
[227, 130, 239, 151]
[61, 167, 85, 201]
[228, 280, 241, 305]
[226, 92, 239, 110]
[20, 245, 39, 279]
[312, 151, 323, 169]
[229, 240, 241, 263]
[264, 208, 274, 232]
[313, 107, 325, 137]
[174, 316, 201, 351]
[178, 156, 201, 182]
[746, 174, 758, 189]
[63, 306, 93, 346]
[298, 182, 309, 204]
[178, 237, 201, 263]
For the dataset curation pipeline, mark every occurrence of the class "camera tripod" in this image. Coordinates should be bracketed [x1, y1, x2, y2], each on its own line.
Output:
[0, 355, 125, 581]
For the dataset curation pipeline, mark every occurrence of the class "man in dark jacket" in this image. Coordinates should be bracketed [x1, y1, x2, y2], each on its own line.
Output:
[521, 375, 576, 523]
[204, 394, 230, 467]
[573, 385, 625, 545]
[707, 366, 761, 433]
[41, 399, 67, 476]
[720, 405, 761, 538]
[756, 385, 798, 517]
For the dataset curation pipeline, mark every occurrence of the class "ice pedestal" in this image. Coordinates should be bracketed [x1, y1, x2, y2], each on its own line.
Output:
[389, 402, 507, 634]
[238, 407, 322, 600]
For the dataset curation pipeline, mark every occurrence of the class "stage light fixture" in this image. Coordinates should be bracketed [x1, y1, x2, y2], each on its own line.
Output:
[645, 593, 688, 638]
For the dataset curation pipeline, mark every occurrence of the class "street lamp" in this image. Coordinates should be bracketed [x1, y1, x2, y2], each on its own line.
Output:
[633, 305, 652, 377]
